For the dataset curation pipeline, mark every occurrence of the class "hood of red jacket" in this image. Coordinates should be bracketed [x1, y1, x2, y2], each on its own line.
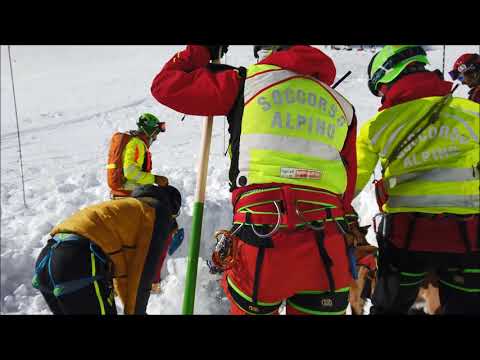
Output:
[379, 72, 453, 111]
[259, 45, 336, 86]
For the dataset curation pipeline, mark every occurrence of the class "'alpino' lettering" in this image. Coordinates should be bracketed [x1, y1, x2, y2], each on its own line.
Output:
[271, 112, 336, 139]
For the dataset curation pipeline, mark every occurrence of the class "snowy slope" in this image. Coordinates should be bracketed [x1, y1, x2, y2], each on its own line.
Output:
[1, 45, 478, 314]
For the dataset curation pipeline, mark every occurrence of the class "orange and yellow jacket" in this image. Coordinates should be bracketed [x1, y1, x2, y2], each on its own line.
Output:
[122, 133, 154, 190]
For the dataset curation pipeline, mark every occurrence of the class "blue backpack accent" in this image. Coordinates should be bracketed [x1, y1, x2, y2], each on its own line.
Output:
[348, 247, 358, 280]
[168, 228, 184, 256]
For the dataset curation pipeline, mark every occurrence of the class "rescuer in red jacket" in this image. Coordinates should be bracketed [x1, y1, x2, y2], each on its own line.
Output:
[151, 45, 363, 315]
[449, 53, 480, 104]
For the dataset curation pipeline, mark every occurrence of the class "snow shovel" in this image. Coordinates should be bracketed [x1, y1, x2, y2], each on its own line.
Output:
[182, 58, 221, 315]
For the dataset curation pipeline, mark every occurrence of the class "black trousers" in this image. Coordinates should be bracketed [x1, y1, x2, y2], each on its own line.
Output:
[371, 239, 480, 315]
[35, 238, 117, 315]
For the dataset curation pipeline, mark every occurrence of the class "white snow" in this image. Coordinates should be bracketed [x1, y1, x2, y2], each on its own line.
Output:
[1, 44, 478, 314]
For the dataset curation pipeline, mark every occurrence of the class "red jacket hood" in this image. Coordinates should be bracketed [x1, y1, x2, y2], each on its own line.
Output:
[379, 72, 453, 111]
[259, 45, 336, 86]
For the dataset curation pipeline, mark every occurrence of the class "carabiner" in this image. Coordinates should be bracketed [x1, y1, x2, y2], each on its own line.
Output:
[250, 201, 281, 238]
[372, 213, 385, 234]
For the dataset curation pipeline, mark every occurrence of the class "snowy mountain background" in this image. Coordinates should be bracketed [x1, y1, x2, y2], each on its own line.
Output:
[1, 45, 478, 314]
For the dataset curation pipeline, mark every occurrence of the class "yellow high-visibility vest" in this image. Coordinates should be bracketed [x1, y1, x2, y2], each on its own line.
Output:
[236, 64, 354, 195]
[356, 96, 480, 214]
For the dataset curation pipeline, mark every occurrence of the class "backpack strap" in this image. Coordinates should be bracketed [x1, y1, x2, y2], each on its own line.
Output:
[207, 63, 247, 78]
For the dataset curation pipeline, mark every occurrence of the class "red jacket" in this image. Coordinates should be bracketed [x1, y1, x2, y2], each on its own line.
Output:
[378, 72, 453, 111]
[151, 45, 357, 213]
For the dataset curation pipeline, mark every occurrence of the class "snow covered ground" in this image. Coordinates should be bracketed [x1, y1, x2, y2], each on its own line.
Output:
[1, 44, 478, 314]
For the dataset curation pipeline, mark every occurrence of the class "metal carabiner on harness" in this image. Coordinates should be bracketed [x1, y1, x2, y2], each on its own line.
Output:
[372, 213, 386, 236]
[250, 201, 282, 238]
[295, 201, 325, 231]
[208, 223, 245, 274]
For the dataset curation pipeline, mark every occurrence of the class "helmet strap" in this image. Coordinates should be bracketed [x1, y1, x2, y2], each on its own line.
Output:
[385, 63, 427, 89]
[376, 64, 427, 99]
[402, 63, 427, 75]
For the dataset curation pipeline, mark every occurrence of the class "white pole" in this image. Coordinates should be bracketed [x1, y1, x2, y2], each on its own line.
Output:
[182, 58, 220, 314]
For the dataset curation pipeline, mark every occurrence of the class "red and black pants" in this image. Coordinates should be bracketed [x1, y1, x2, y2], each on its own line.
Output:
[371, 213, 480, 315]
[222, 184, 354, 315]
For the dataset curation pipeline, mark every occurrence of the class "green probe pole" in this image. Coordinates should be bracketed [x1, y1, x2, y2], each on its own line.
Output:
[182, 59, 220, 314]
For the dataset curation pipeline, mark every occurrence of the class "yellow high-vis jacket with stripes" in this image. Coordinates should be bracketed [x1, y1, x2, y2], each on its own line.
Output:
[356, 96, 479, 215]
[122, 136, 155, 190]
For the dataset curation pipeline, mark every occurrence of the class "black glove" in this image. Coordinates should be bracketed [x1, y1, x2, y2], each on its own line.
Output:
[205, 45, 229, 61]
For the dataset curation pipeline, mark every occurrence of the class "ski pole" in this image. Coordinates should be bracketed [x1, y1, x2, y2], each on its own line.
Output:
[8, 45, 27, 208]
[182, 58, 220, 315]
[332, 71, 352, 89]
[442, 45, 446, 76]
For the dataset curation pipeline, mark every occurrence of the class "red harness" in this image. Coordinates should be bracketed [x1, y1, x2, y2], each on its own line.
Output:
[233, 185, 345, 230]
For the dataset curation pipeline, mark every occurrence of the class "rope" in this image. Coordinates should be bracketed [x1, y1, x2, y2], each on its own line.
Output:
[7, 46, 27, 207]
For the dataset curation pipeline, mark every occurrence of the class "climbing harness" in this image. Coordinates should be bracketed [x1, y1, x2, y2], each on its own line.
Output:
[32, 233, 107, 297]
[225, 185, 353, 297]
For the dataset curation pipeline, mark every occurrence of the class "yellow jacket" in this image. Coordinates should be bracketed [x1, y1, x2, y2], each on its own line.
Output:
[122, 134, 155, 190]
[356, 97, 479, 214]
[50, 197, 170, 314]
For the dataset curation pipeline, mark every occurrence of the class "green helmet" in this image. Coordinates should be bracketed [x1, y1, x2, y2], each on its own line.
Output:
[137, 113, 164, 136]
[368, 45, 429, 96]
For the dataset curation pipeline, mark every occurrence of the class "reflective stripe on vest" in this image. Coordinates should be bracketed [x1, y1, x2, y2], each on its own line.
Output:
[388, 194, 479, 209]
[240, 134, 342, 161]
[245, 69, 298, 104]
[388, 167, 479, 188]
[237, 64, 354, 193]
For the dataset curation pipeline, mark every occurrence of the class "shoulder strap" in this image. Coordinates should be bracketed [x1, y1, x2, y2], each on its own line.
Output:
[126, 130, 139, 137]
[206, 63, 247, 78]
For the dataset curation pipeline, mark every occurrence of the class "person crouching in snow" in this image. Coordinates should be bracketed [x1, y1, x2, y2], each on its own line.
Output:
[32, 184, 182, 315]
[449, 53, 480, 104]
[151, 45, 365, 315]
[107, 113, 169, 199]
